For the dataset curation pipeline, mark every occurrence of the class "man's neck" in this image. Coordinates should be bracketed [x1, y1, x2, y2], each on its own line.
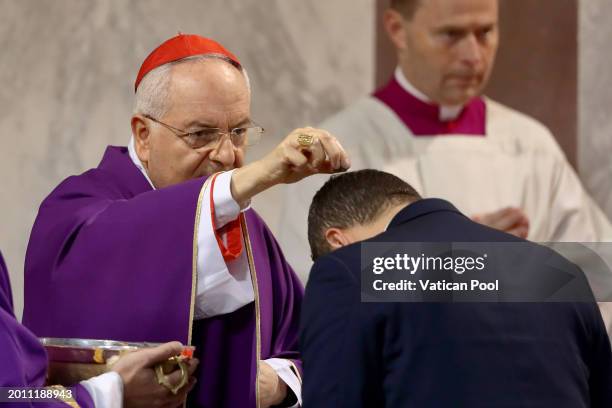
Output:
[128, 136, 156, 189]
[383, 200, 415, 232]
[394, 67, 463, 122]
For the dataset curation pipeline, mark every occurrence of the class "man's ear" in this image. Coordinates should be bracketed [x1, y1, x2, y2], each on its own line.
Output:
[383, 8, 408, 51]
[131, 115, 151, 165]
[325, 227, 351, 251]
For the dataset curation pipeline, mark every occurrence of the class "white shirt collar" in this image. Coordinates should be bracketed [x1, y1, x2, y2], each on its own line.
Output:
[128, 136, 156, 189]
[393, 67, 463, 122]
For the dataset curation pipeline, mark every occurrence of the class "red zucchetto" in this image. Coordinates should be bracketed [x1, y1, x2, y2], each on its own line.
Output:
[134, 33, 241, 92]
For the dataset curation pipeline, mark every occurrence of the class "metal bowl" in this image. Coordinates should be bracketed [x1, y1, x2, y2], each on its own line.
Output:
[40, 337, 195, 385]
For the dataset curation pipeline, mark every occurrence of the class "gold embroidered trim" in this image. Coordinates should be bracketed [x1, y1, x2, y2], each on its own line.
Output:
[188, 176, 214, 345]
[242, 217, 261, 408]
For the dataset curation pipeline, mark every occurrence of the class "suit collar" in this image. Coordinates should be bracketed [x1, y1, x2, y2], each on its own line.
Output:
[388, 198, 464, 229]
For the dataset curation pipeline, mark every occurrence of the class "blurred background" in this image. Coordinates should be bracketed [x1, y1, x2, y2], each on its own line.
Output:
[1, 0, 611, 318]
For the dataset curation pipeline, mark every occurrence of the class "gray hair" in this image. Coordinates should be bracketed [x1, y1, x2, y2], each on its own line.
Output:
[133, 54, 251, 119]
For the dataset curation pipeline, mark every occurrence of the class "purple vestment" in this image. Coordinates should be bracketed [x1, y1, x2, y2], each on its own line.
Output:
[23, 147, 303, 407]
[374, 76, 487, 136]
[0, 252, 93, 407]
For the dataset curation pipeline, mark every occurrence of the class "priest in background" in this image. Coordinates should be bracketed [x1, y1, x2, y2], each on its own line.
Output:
[278, 0, 612, 282]
[23, 34, 349, 408]
[0, 251, 198, 408]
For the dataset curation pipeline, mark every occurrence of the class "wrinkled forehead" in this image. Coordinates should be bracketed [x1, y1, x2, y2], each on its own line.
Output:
[414, 0, 499, 29]
[169, 59, 249, 99]
[165, 59, 251, 125]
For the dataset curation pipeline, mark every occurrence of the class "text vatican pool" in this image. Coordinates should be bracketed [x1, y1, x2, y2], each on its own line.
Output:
[373, 279, 499, 292]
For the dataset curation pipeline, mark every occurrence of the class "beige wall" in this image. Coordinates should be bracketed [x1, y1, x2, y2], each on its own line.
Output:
[0, 0, 375, 319]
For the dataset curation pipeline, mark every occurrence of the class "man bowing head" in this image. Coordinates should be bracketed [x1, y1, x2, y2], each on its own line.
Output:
[23, 34, 349, 408]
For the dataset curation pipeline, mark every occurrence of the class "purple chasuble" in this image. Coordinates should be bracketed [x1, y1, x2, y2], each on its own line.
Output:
[0, 252, 93, 407]
[373, 76, 486, 136]
[23, 147, 303, 407]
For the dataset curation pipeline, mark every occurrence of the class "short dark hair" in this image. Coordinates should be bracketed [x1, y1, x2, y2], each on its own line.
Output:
[390, 0, 422, 20]
[308, 170, 421, 261]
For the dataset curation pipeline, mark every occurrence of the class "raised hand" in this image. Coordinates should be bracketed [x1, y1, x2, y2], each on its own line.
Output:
[231, 127, 350, 207]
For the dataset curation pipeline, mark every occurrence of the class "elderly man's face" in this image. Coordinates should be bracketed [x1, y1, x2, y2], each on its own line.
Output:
[135, 59, 250, 189]
[393, 0, 499, 106]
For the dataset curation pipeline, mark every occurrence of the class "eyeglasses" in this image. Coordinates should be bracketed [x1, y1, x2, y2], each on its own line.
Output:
[143, 114, 264, 149]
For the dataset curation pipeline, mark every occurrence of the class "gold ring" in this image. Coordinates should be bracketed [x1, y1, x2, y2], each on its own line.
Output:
[297, 133, 315, 147]
[155, 357, 189, 395]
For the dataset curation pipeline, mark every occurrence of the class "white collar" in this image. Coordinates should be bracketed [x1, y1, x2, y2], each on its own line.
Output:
[128, 136, 156, 189]
[393, 67, 463, 122]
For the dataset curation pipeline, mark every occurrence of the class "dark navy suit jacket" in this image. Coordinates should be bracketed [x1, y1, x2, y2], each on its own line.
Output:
[300, 199, 612, 407]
